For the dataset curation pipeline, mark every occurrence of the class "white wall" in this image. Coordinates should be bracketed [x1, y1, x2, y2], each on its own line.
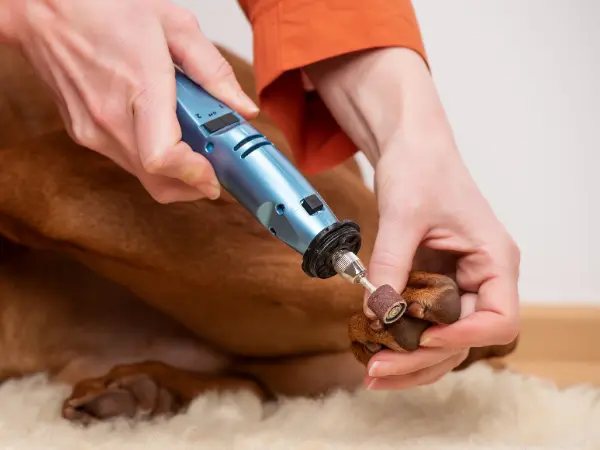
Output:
[178, 0, 600, 304]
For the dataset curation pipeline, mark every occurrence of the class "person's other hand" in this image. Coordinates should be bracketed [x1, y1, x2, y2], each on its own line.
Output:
[305, 47, 520, 390]
[2, 0, 258, 203]
[364, 121, 520, 390]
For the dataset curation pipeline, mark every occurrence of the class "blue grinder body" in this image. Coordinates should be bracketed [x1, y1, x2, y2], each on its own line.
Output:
[174, 69, 361, 279]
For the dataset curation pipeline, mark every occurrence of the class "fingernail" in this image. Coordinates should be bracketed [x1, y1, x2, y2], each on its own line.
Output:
[237, 90, 259, 114]
[200, 181, 221, 200]
[367, 379, 379, 390]
[218, 81, 259, 114]
[368, 361, 392, 377]
[181, 172, 197, 186]
[420, 337, 443, 347]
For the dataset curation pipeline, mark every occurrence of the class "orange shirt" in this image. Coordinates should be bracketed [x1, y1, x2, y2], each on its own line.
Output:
[236, 0, 428, 174]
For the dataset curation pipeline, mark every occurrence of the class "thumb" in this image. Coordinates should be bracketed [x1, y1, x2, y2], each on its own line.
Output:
[366, 211, 423, 310]
[131, 61, 219, 200]
[162, 7, 259, 118]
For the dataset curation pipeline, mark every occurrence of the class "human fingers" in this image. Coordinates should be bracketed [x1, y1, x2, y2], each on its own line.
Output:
[365, 349, 469, 390]
[161, 5, 258, 118]
[366, 346, 464, 378]
[365, 209, 425, 319]
[131, 70, 220, 202]
[420, 276, 520, 349]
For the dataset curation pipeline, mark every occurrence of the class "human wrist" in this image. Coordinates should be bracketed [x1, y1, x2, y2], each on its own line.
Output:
[304, 46, 451, 165]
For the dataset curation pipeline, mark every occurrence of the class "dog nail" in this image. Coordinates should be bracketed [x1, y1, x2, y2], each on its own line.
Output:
[407, 302, 424, 318]
[363, 304, 378, 320]
[368, 319, 384, 332]
[200, 183, 221, 200]
[365, 342, 382, 353]
[237, 90, 259, 114]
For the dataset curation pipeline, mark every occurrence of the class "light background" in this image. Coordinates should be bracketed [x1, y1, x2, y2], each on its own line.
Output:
[175, 0, 600, 305]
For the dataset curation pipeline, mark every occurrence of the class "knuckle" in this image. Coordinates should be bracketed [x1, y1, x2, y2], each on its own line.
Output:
[149, 188, 174, 205]
[497, 322, 520, 345]
[482, 233, 521, 276]
[26, 0, 56, 29]
[205, 57, 235, 85]
[142, 156, 165, 175]
[69, 118, 95, 147]
[379, 189, 423, 220]
[176, 10, 200, 31]
[492, 234, 521, 277]
[87, 104, 113, 129]
[370, 250, 406, 274]
[507, 238, 521, 263]
[131, 83, 155, 113]
[421, 371, 446, 386]
[457, 349, 470, 364]
[87, 106, 104, 127]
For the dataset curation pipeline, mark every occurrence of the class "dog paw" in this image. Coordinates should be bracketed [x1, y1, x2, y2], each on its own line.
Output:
[348, 271, 518, 368]
[401, 271, 462, 324]
[63, 368, 182, 425]
[62, 361, 269, 425]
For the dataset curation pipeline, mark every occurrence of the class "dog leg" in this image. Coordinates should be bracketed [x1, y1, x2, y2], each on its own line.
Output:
[234, 351, 365, 397]
[0, 45, 63, 149]
[0, 248, 252, 403]
[62, 361, 268, 425]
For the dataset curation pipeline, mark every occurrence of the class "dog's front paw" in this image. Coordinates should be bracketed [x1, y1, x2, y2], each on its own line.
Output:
[348, 314, 431, 365]
[348, 271, 518, 368]
[348, 271, 460, 365]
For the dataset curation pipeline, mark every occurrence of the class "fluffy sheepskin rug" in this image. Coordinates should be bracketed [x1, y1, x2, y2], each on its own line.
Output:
[1, 363, 599, 449]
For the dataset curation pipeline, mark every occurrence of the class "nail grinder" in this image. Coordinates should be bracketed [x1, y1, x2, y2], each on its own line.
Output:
[174, 69, 407, 325]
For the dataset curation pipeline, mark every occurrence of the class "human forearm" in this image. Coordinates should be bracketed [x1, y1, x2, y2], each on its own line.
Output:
[235, 0, 428, 173]
[303, 47, 451, 167]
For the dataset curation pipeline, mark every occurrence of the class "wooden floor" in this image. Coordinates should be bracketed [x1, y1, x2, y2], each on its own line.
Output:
[504, 360, 600, 388]
[499, 305, 600, 388]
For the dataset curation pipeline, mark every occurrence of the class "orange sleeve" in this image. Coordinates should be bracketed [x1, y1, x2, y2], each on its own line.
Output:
[237, 0, 428, 174]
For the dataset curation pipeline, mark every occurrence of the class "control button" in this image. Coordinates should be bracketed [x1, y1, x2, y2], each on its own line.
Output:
[220, 113, 240, 127]
[202, 117, 225, 133]
[202, 113, 240, 134]
[301, 194, 324, 215]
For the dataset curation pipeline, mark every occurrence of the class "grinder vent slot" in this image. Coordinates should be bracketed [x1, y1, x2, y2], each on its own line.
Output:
[241, 141, 270, 159]
[234, 134, 263, 151]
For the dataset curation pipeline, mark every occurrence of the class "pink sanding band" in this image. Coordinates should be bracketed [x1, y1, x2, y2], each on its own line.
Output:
[367, 284, 407, 324]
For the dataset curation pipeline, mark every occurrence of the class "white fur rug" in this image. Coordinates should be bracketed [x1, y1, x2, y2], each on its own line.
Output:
[1, 364, 599, 449]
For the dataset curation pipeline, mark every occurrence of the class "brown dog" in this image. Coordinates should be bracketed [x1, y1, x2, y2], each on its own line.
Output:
[0, 43, 517, 424]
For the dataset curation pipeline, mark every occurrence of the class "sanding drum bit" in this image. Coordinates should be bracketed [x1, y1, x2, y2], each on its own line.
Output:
[332, 251, 407, 325]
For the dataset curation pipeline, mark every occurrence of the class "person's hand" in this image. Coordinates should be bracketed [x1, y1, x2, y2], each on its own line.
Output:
[1, 0, 258, 203]
[363, 123, 520, 390]
[305, 47, 520, 390]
